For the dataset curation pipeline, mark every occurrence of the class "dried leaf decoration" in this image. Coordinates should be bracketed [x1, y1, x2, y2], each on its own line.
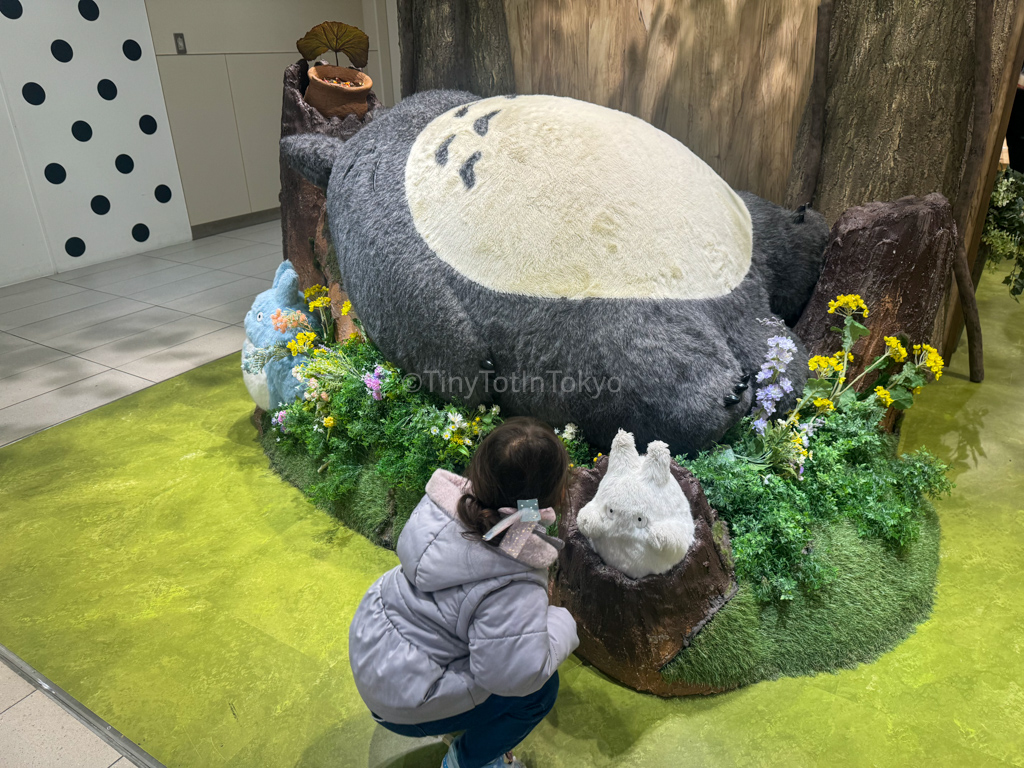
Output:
[297, 22, 369, 68]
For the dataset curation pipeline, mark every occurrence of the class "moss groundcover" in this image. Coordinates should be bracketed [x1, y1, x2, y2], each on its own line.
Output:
[261, 408, 944, 692]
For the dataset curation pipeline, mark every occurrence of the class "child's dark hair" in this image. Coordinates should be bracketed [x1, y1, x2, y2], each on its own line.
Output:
[458, 416, 570, 544]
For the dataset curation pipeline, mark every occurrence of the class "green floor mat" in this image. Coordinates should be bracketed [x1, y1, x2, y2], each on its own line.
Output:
[2, 274, 1023, 767]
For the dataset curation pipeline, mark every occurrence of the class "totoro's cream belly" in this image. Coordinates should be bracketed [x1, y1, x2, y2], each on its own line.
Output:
[404, 94, 753, 301]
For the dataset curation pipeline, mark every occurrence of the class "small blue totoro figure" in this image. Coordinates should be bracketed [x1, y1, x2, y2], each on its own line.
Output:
[242, 260, 321, 411]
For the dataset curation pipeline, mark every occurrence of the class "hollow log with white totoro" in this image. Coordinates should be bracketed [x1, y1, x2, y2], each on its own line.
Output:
[551, 432, 738, 697]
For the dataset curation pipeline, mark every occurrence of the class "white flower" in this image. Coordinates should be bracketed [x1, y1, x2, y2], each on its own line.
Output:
[442, 431, 451, 440]
[477, 404, 486, 413]
[430, 426, 439, 435]
[562, 423, 578, 441]
[491, 405, 500, 415]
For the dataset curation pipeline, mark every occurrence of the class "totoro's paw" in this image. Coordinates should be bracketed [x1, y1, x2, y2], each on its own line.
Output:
[723, 374, 752, 406]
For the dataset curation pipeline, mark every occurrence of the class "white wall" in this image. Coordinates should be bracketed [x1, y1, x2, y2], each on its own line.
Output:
[146, 0, 401, 227]
[0, 0, 191, 288]
[0, 78, 54, 286]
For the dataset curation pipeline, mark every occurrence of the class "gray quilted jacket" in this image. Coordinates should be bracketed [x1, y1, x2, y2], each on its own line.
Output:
[348, 469, 579, 725]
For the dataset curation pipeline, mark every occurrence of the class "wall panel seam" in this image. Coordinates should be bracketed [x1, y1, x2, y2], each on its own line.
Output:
[222, 53, 254, 214]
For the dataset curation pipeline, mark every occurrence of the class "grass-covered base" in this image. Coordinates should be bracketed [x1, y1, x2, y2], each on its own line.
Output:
[661, 510, 939, 689]
[259, 415, 422, 549]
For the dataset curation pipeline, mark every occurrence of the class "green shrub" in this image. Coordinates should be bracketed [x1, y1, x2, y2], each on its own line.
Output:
[981, 168, 1024, 298]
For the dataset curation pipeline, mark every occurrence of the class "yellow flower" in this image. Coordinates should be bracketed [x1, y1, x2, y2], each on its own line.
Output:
[304, 284, 328, 299]
[323, 416, 335, 428]
[286, 340, 298, 355]
[341, 300, 352, 316]
[809, 354, 844, 374]
[308, 297, 331, 309]
[874, 386, 894, 407]
[813, 397, 835, 411]
[912, 387, 922, 394]
[348, 331, 361, 340]
[884, 336, 907, 363]
[826, 294, 869, 316]
[916, 343, 945, 379]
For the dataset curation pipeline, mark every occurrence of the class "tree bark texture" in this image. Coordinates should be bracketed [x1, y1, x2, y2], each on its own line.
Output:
[794, 194, 957, 390]
[550, 456, 738, 697]
[279, 60, 382, 294]
[398, 0, 516, 97]
[787, 0, 833, 210]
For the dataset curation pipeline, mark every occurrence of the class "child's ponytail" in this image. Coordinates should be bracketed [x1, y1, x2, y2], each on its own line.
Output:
[457, 416, 570, 545]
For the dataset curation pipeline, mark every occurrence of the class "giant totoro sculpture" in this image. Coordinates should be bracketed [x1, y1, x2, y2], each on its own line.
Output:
[577, 430, 696, 578]
[282, 90, 828, 455]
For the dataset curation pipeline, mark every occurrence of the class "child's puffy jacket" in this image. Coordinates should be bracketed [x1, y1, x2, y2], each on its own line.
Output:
[348, 469, 579, 725]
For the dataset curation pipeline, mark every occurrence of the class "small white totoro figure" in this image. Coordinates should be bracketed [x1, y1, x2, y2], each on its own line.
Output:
[577, 430, 696, 579]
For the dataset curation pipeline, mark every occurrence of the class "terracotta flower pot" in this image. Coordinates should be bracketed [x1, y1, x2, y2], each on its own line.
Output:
[304, 65, 372, 119]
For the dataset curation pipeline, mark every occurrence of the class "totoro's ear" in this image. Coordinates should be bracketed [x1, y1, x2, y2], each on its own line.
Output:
[271, 260, 293, 287]
[641, 441, 672, 485]
[281, 134, 346, 190]
[273, 263, 299, 301]
[608, 430, 640, 474]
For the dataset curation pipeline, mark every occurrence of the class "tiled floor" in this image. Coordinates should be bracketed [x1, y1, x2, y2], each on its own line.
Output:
[0, 219, 282, 447]
[0, 660, 142, 768]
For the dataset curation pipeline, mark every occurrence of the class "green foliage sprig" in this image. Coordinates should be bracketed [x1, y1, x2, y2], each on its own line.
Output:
[981, 168, 1024, 298]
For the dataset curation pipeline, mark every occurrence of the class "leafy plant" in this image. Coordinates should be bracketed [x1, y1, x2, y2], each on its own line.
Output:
[296, 21, 369, 68]
[981, 167, 1024, 298]
[685, 294, 952, 603]
[256, 294, 597, 525]
[685, 400, 951, 603]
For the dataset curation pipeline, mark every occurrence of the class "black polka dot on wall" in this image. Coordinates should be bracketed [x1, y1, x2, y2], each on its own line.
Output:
[22, 82, 45, 105]
[44, 163, 66, 184]
[51, 40, 73, 63]
[155, 184, 172, 203]
[122, 39, 142, 61]
[115, 154, 134, 173]
[139, 115, 157, 135]
[97, 79, 117, 100]
[0, 0, 23, 20]
[77, 0, 99, 21]
[90, 195, 110, 215]
[132, 224, 150, 242]
[72, 120, 92, 141]
[65, 237, 86, 257]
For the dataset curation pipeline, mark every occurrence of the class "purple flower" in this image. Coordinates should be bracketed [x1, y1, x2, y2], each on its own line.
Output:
[752, 417, 768, 435]
[779, 377, 794, 394]
[272, 410, 288, 433]
[363, 369, 385, 401]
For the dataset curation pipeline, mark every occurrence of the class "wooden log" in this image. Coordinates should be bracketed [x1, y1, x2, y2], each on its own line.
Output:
[794, 194, 957, 389]
[279, 60, 381, 293]
[551, 456, 737, 697]
[312, 210, 359, 343]
[947, 0, 995, 383]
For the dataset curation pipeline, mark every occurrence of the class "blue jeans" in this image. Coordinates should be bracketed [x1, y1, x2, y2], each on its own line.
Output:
[375, 672, 559, 768]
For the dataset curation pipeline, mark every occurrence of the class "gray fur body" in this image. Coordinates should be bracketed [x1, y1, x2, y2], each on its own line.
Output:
[282, 90, 827, 456]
